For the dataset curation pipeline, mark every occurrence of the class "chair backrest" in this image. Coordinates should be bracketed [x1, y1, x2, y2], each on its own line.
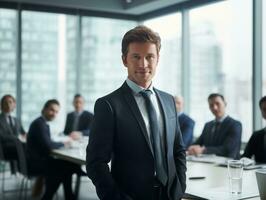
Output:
[14, 139, 28, 176]
[0, 138, 5, 160]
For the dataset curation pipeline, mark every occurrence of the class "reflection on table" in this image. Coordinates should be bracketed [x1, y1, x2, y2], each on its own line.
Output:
[51, 144, 261, 200]
[51, 136, 88, 165]
[186, 160, 260, 200]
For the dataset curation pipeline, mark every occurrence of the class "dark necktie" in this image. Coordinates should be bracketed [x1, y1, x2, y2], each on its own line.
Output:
[8, 115, 13, 127]
[210, 121, 220, 143]
[140, 90, 168, 185]
[72, 113, 79, 131]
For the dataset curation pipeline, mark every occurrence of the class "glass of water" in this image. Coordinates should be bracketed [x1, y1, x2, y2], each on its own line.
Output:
[227, 160, 243, 194]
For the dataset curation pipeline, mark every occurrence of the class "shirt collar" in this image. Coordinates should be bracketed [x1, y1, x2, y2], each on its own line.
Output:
[126, 78, 154, 95]
[75, 110, 83, 116]
[178, 112, 184, 117]
[215, 114, 228, 123]
[3, 113, 12, 117]
[41, 115, 49, 125]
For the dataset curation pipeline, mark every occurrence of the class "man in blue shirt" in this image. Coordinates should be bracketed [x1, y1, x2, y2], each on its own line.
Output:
[174, 96, 195, 148]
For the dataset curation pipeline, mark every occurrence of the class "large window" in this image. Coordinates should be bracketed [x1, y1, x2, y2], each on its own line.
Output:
[5, 10, 136, 133]
[189, 0, 252, 141]
[144, 13, 182, 95]
[65, 16, 79, 112]
[0, 9, 17, 100]
[0, 1, 256, 143]
[81, 17, 136, 111]
[263, 0, 266, 109]
[21, 11, 78, 132]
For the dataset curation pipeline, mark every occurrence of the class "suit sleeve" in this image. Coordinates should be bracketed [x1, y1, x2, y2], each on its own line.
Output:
[204, 121, 242, 158]
[173, 102, 186, 193]
[242, 133, 255, 158]
[0, 127, 17, 148]
[36, 121, 64, 154]
[86, 99, 131, 200]
[16, 119, 26, 135]
[193, 125, 207, 146]
[63, 114, 70, 135]
[174, 130, 187, 193]
[80, 113, 93, 136]
[181, 119, 195, 148]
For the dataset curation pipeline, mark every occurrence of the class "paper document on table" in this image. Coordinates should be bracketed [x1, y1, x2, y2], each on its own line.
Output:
[186, 154, 229, 164]
[189, 185, 259, 200]
[52, 135, 71, 143]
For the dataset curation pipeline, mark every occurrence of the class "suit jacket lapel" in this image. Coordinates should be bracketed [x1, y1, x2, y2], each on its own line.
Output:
[121, 82, 154, 156]
[216, 116, 230, 141]
[154, 90, 169, 152]
[0, 113, 14, 135]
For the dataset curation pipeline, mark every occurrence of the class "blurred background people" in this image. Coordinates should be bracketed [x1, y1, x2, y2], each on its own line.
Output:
[63, 94, 93, 140]
[27, 99, 81, 200]
[242, 96, 266, 163]
[0, 94, 26, 173]
[188, 93, 242, 159]
[174, 95, 195, 148]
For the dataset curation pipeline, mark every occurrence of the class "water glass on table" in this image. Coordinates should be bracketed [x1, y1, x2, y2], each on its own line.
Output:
[227, 160, 243, 194]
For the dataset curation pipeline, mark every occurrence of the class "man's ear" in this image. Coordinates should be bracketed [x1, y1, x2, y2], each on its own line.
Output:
[122, 55, 127, 67]
[156, 53, 160, 65]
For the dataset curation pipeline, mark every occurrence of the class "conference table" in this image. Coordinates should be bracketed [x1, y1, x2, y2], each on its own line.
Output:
[51, 144, 262, 200]
[185, 155, 261, 200]
[51, 137, 88, 199]
[51, 135, 88, 165]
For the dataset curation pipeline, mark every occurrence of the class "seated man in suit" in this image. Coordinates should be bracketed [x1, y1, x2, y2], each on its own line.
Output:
[0, 94, 26, 173]
[188, 93, 242, 159]
[27, 99, 81, 200]
[64, 94, 93, 140]
[242, 96, 266, 163]
[174, 95, 195, 148]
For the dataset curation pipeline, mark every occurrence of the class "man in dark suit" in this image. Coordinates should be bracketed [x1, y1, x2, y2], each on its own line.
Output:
[188, 93, 242, 159]
[242, 96, 266, 163]
[86, 26, 186, 200]
[174, 96, 195, 148]
[0, 94, 26, 172]
[64, 94, 93, 139]
[27, 99, 80, 200]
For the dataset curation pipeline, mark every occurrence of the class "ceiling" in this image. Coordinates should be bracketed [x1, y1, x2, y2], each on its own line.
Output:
[0, 0, 189, 15]
[0, 0, 221, 20]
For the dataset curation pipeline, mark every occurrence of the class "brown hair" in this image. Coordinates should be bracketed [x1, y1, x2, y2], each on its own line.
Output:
[208, 93, 225, 102]
[41, 99, 60, 114]
[121, 25, 161, 57]
[259, 96, 266, 108]
[1, 94, 15, 110]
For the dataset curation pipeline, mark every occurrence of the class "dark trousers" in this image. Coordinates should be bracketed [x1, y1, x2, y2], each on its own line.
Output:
[42, 173, 75, 200]
[152, 178, 169, 200]
[30, 158, 80, 200]
[3, 143, 25, 174]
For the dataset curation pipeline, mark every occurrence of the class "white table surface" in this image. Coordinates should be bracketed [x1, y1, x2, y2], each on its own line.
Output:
[51, 146, 261, 200]
[51, 137, 88, 165]
[186, 161, 260, 200]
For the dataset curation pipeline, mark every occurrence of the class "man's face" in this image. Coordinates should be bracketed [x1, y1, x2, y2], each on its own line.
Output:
[122, 42, 159, 88]
[260, 101, 266, 120]
[208, 96, 226, 119]
[2, 97, 16, 113]
[43, 104, 59, 121]
[175, 97, 183, 113]
[73, 97, 84, 112]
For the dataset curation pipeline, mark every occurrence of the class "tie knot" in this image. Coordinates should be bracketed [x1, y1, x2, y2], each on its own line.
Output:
[215, 121, 221, 126]
[140, 89, 152, 99]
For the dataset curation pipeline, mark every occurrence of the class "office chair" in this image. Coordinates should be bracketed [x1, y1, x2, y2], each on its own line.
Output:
[0, 137, 20, 200]
[14, 139, 43, 200]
